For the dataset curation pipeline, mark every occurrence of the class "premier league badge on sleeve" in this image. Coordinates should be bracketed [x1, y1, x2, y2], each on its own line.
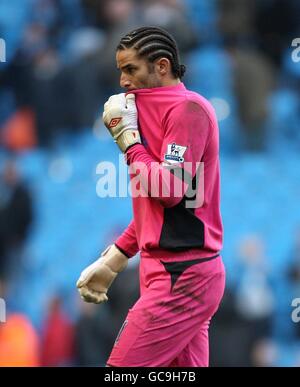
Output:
[164, 143, 187, 164]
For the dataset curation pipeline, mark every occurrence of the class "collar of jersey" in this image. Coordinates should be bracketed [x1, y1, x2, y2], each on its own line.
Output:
[126, 82, 186, 96]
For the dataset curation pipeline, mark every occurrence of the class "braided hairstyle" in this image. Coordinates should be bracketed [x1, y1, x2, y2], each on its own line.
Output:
[117, 26, 186, 79]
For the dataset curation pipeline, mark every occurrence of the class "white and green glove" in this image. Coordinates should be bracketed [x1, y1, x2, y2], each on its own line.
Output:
[76, 244, 128, 304]
[103, 93, 141, 153]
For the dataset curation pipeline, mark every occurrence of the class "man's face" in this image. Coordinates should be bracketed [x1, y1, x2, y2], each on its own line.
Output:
[116, 48, 162, 91]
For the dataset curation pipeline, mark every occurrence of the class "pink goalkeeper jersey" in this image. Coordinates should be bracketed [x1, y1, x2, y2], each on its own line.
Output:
[115, 82, 223, 262]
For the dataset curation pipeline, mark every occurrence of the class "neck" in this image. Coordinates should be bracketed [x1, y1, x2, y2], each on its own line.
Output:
[161, 77, 181, 87]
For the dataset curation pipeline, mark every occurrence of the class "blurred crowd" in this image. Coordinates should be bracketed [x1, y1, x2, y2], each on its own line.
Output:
[0, 0, 299, 151]
[0, 0, 300, 366]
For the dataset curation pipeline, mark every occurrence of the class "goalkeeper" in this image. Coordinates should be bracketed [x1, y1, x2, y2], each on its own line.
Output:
[77, 26, 225, 367]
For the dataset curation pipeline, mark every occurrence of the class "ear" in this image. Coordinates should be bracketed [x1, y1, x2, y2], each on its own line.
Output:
[155, 58, 171, 76]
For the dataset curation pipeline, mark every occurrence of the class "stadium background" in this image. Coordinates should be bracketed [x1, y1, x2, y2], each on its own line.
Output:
[0, 0, 299, 366]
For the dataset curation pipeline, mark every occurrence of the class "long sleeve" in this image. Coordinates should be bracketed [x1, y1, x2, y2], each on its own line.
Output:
[115, 219, 140, 258]
[125, 100, 211, 208]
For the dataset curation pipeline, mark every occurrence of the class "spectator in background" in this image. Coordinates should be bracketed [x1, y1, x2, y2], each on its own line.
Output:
[235, 235, 275, 361]
[218, 0, 256, 45]
[226, 43, 275, 151]
[0, 160, 33, 282]
[139, 0, 198, 54]
[210, 235, 276, 367]
[40, 295, 75, 366]
[0, 313, 40, 366]
[1, 23, 64, 147]
[209, 287, 254, 366]
[31, 0, 63, 40]
[218, 0, 276, 151]
[1, 107, 37, 152]
[74, 301, 114, 366]
[250, 337, 279, 367]
[62, 27, 105, 129]
[0, 283, 39, 367]
[28, 45, 65, 146]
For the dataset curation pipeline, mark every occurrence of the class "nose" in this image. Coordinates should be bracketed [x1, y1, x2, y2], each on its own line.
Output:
[120, 73, 131, 89]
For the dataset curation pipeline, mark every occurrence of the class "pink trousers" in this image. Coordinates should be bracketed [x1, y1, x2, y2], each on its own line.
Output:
[107, 255, 225, 367]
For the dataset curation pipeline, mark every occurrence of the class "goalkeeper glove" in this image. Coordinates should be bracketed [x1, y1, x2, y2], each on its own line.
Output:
[103, 93, 141, 153]
[76, 244, 128, 304]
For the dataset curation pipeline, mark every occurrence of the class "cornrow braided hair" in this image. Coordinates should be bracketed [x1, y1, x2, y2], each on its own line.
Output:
[117, 26, 186, 79]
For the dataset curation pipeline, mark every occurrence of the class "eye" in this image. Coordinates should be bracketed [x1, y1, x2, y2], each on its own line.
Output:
[127, 67, 135, 74]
